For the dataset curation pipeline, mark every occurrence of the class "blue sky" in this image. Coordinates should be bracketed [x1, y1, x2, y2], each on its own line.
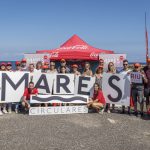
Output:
[0, 0, 150, 62]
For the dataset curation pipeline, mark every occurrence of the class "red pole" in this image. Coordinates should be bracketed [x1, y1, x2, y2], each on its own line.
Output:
[145, 12, 149, 62]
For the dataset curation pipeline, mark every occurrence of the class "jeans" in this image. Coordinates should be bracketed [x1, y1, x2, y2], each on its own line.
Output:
[132, 88, 144, 113]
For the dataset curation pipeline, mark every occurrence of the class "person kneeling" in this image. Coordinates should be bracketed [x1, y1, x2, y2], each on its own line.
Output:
[88, 83, 106, 114]
[22, 82, 38, 111]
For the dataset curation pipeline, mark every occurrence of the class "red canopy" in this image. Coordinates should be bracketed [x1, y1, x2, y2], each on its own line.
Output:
[36, 34, 114, 61]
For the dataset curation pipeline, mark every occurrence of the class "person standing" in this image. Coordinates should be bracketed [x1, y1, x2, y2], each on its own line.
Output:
[36, 61, 43, 73]
[28, 63, 37, 81]
[71, 64, 81, 76]
[119, 60, 131, 114]
[47, 61, 57, 74]
[131, 63, 147, 117]
[94, 65, 103, 89]
[14, 61, 22, 113]
[21, 58, 28, 71]
[0, 63, 7, 115]
[60, 66, 67, 74]
[58, 59, 70, 73]
[6, 62, 13, 113]
[15, 61, 22, 71]
[82, 62, 93, 77]
[143, 59, 150, 113]
[99, 59, 104, 67]
[106, 62, 116, 113]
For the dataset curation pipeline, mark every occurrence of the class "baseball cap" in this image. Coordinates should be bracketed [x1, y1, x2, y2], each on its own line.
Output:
[61, 59, 66, 62]
[21, 58, 27, 63]
[72, 64, 78, 68]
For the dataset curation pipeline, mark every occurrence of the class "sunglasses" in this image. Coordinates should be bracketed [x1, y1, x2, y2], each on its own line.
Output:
[123, 64, 128, 66]
[135, 66, 139, 68]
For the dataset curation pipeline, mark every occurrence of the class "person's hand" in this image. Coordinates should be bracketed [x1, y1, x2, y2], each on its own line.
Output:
[127, 72, 131, 75]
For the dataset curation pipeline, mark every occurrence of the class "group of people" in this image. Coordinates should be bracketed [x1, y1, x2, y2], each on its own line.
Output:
[0, 58, 150, 118]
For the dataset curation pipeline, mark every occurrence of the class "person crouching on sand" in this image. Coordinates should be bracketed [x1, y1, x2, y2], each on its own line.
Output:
[22, 82, 38, 111]
[87, 83, 106, 114]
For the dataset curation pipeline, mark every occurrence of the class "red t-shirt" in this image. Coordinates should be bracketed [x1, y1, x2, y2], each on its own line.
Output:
[93, 90, 106, 104]
[23, 88, 38, 100]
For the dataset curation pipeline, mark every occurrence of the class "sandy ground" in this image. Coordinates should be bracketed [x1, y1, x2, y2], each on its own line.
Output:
[0, 112, 150, 150]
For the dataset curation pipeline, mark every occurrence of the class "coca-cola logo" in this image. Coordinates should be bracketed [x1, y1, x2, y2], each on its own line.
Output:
[56, 45, 88, 50]
[50, 52, 59, 58]
[90, 52, 99, 58]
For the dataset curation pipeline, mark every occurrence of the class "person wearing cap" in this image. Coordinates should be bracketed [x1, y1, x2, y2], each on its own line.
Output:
[71, 64, 81, 76]
[21, 58, 28, 71]
[14, 61, 22, 113]
[94, 65, 104, 90]
[41, 65, 49, 73]
[143, 58, 150, 113]
[58, 59, 70, 73]
[82, 62, 93, 77]
[6, 62, 13, 113]
[119, 60, 132, 115]
[47, 61, 57, 74]
[15, 61, 22, 71]
[6, 62, 13, 72]
[131, 63, 147, 117]
[0, 63, 6, 71]
[44, 62, 50, 68]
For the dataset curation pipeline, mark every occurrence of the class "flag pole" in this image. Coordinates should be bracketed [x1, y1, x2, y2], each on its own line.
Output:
[145, 12, 149, 62]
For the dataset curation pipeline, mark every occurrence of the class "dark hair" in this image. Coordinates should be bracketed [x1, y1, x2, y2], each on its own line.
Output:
[95, 67, 103, 74]
[36, 61, 42, 69]
[83, 62, 91, 72]
[108, 62, 115, 72]
[94, 83, 100, 89]
[60, 66, 66, 73]
[123, 59, 128, 63]
[29, 63, 35, 67]
[29, 81, 34, 85]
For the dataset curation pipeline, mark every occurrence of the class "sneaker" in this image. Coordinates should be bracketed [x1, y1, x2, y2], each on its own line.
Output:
[107, 110, 111, 113]
[128, 111, 131, 116]
[134, 111, 138, 117]
[3, 109, 8, 114]
[15, 109, 18, 114]
[99, 108, 104, 114]
[0, 111, 3, 115]
[140, 112, 144, 118]
[121, 110, 125, 114]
